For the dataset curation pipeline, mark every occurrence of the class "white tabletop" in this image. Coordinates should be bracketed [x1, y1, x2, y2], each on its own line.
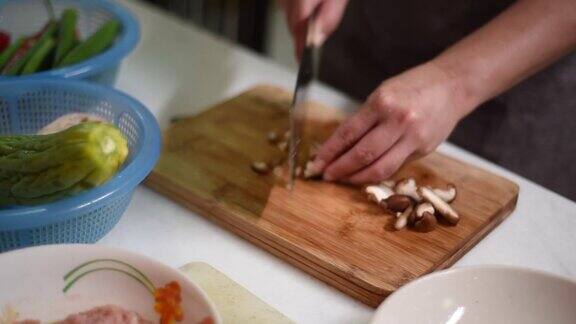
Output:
[101, 1, 576, 323]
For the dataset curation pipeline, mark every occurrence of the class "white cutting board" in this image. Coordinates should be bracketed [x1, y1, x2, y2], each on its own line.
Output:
[180, 262, 293, 324]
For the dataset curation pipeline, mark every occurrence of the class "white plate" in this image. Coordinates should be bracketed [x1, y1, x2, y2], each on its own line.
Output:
[372, 266, 576, 324]
[0, 244, 221, 324]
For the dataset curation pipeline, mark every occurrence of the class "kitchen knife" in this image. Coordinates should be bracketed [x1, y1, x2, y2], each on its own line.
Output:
[287, 12, 320, 190]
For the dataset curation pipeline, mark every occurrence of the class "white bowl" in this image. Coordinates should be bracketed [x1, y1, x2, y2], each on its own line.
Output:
[372, 266, 576, 324]
[0, 244, 221, 324]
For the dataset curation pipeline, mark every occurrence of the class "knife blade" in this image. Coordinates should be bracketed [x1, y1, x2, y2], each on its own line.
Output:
[287, 13, 319, 190]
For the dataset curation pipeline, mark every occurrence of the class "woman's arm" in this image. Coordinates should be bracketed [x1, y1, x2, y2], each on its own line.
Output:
[434, 0, 576, 117]
[312, 0, 576, 183]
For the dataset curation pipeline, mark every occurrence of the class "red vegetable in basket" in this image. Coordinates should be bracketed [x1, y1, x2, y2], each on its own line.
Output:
[1, 21, 55, 75]
[1, 37, 37, 73]
[0, 30, 9, 53]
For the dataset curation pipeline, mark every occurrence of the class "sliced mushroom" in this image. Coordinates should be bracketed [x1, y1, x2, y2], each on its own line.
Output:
[414, 212, 437, 232]
[432, 184, 457, 203]
[303, 160, 323, 179]
[380, 179, 396, 189]
[395, 205, 413, 230]
[394, 178, 422, 202]
[251, 161, 270, 174]
[383, 194, 413, 213]
[267, 131, 279, 144]
[415, 202, 435, 217]
[419, 186, 460, 225]
[408, 202, 435, 226]
[277, 141, 288, 152]
[365, 184, 394, 204]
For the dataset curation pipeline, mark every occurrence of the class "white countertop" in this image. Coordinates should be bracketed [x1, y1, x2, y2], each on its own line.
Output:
[101, 1, 576, 323]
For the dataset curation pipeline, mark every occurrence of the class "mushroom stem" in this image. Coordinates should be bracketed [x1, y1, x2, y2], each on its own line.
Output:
[365, 185, 394, 204]
[277, 141, 288, 152]
[395, 205, 413, 230]
[394, 178, 422, 202]
[408, 202, 434, 226]
[251, 161, 270, 174]
[419, 187, 460, 225]
[432, 184, 457, 203]
[415, 202, 435, 217]
[267, 131, 279, 144]
[303, 160, 323, 179]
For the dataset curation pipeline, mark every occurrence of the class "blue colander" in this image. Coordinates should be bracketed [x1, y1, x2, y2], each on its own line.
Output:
[0, 0, 140, 85]
[0, 79, 160, 251]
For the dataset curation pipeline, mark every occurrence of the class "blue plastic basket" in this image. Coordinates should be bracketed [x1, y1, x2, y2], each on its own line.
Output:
[0, 0, 139, 85]
[0, 79, 161, 251]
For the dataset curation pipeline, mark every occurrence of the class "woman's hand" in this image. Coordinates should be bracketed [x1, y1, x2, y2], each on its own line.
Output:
[310, 62, 477, 184]
[278, 0, 349, 59]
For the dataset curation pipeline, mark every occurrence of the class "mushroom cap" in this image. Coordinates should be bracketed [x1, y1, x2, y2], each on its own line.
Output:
[414, 212, 437, 232]
[385, 194, 413, 213]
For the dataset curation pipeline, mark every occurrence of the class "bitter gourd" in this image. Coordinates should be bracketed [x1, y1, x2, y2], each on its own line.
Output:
[0, 122, 128, 206]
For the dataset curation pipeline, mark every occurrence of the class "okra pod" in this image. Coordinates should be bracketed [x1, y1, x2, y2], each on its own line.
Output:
[21, 37, 55, 75]
[54, 8, 78, 65]
[58, 20, 121, 68]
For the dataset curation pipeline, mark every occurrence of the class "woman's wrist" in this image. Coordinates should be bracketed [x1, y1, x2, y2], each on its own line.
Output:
[427, 59, 483, 121]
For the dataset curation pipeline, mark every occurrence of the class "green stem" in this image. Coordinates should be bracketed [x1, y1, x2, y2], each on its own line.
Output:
[64, 259, 155, 290]
[63, 267, 155, 294]
[43, 0, 55, 20]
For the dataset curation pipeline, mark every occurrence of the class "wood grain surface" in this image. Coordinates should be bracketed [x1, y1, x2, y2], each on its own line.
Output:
[146, 85, 519, 307]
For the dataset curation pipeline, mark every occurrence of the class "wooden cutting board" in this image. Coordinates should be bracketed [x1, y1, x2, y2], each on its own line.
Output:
[146, 85, 519, 307]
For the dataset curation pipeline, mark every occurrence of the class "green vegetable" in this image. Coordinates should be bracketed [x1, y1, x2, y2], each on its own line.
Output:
[20, 37, 55, 75]
[0, 122, 129, 206]
[58, 20, 121, 68]
[54, 8, 78, 65]
[4, 21, 57, 76]
[0, 37, 25, 71]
